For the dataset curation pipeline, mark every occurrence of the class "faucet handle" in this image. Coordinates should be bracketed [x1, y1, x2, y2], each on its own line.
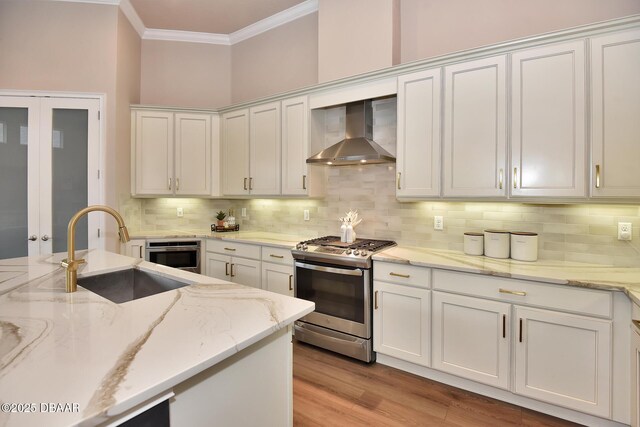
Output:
[61, 258, 86, 271]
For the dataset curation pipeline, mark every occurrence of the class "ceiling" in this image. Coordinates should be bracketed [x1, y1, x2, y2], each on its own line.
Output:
[129, 0, 307, 34]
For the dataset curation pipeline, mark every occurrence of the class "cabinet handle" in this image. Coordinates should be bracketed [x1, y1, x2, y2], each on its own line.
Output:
[397, 172, 401, 190]
[595, 164, 601, 189]
[289, 274, 293, 291]
[139, 246, 143, 259]
[270, 254, 284, 259]
[499, 169, 504, 190]
[519, 318, 523, 343]
[302, 175, 307, 190]
[28, 235, 37, 241]
[513, 167, 518, 189]
[374, 290, 379, 310]
[499, 288, 526, 296]
[225, 262, 229, 276]
[249, 177, 253, 190]
[168, 177, 172, 190]
[176, 178, 180, 191]
[230, 263, 235, 277]
[224, 247, 236, 252]
[244, 178, 247, 190]
[389, 272, 410, 278]
[502, 314, 506, 339]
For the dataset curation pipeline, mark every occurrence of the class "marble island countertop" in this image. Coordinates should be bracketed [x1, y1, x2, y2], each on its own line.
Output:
[374, 246, 640, 305]
[0, 250, 314, 427]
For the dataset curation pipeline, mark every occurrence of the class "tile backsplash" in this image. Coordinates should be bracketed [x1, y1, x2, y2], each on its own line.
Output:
[122, 97, 640, 267]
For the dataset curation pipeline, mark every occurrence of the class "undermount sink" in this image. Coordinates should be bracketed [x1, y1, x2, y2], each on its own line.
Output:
[78, 268, 190, 304]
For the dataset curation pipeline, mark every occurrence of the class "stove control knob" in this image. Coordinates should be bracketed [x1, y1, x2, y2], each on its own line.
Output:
[346, 249, 352, 255]
[302, 244, 308, 251]
[353, 250, 360, 256]
[360, 250, 368, 257]
[296, 243, 303, 250]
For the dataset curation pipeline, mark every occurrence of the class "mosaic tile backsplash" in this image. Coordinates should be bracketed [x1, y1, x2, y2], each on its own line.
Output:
[121, 98, 640, 267]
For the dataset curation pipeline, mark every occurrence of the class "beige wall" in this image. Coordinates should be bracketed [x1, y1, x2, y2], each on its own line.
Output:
[231, 13, 318, 104]
[140, 40, 231, 108]
[318, 0, 399, 83]
[401, 0, 640, 63]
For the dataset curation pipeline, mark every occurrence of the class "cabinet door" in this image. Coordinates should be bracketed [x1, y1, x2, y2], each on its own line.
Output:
[122, 239, 146, 259]
[632, 325, 640, 427]
[591, 29, 640, 198]
[249, 102, 281, 195]
[231, 257, 261, 289]
[373, 281, 430, 366]
[514, 306, 611, 417]
[396, 69, 441, 198]
[511, 41, 586, 197]
[175, 113, 211, 196]
[443, 56, 507, 197]
[222, 109, 250, 196]
[432, 292, 510, 389]
[262, 262, 293, 296]
[205, 252, 231, 281]
[134, 110, 174, 195]
[281, 96, 309, 196]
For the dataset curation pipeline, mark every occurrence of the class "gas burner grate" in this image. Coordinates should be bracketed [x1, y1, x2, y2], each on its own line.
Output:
[300, 236, 396, 252]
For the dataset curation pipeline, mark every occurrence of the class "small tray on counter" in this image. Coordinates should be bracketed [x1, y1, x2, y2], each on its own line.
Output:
[212, 224, 240, 233]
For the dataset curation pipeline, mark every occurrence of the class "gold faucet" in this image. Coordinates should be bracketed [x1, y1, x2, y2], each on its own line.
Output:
[61, 205, 130, 293]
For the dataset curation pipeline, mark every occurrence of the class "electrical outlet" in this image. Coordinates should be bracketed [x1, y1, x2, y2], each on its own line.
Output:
[241, 208, 247, 217]
[618, 222, 632, 241]
[176, 207, 183, 218]
[304, 210, 310, 221]
[434, 216, 444, 231]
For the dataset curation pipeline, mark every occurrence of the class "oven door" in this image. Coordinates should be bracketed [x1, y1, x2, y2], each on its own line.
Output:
[294, 260, 371, 339]
[146, 244, 200, 274]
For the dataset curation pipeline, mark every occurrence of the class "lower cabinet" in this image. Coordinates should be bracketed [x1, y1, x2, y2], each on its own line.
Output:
[432, 291, 510, 389]
[205, 252, 261, 288]
[632, 321, 640, 427]
[373, 281, 431, 367]
[262, 262, 293, 297]
[514, 306, 611, 418]
[122, 239, 145, 259]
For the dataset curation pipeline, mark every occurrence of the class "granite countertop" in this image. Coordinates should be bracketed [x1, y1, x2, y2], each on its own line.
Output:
[129, 230, 313, 250]
[374, 246, 640, 305]
[0, 250, 314, 427]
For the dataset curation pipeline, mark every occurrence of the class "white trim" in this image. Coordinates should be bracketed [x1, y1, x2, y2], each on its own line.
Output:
[119, 0, 145, 37]
[143, 29, 230, 45]
[229, 0, 318, 45]
[49, 0, 119, 4]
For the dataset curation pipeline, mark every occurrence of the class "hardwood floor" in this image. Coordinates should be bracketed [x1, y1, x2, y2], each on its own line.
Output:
[292, 342, 583, 427]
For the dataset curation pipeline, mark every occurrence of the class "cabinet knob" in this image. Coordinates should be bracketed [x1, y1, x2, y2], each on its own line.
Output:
[41, 235, 50, 241]
[28, 235, 37, 241]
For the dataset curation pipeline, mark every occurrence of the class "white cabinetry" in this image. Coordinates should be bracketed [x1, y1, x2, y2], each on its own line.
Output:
[373, 262, 431, 366]
[510, 41, 586, 198]
[632, 317, 640, 427]
[249, 102, 281, 195]
[432, 291, 510, 389]
[132, 109, 212, 196]
[221, 109, 250, 195]
[205, 240, 261, 288]
[122, 239, 145, 259]
[590, 29, 640, 198]
[514, 306, 611, 418]
[443, 56, 507, 197]
[396, 69, 441, 198]
[281, 96, 309, 196]
[261, 247, 294, 296]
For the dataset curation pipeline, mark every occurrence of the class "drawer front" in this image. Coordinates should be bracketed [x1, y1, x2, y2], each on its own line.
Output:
[433, 269, 612, 318]
[373, 261, 430, 289]
[261, 246, 294, 265]
[206, 239, 261, 260]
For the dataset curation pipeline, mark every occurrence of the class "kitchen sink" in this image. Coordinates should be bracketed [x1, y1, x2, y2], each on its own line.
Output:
[78, 268, 190, 304]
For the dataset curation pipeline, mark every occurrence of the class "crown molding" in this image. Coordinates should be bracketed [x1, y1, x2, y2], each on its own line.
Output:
[229, 0, 318, 44]
[143, 29, 231, 45]
[119, 0, 145, 37]
[49, 0, 120, 4]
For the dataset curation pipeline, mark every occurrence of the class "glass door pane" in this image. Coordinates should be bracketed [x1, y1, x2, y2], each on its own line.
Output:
[0, 107, 28, 259]
[51, 109, 88, 253]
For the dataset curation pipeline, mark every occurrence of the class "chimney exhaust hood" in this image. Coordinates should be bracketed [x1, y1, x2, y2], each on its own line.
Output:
[306, 100, 396, 166]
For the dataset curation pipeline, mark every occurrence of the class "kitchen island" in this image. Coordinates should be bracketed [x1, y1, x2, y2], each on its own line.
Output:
[0, 250, 314, 427]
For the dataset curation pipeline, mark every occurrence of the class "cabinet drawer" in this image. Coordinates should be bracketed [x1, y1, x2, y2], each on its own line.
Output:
[433, 269, 612, 318]
[373, 262, 430, 289]
[261, 246, 293, 265]
[206, 239, 260, 260]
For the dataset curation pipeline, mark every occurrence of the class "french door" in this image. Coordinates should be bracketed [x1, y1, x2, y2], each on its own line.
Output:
[0, 95, 101, 260]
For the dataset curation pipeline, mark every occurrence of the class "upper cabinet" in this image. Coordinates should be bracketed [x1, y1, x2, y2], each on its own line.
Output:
[590, 29, 640, 198]
[443, 56, 507, 197]
[510, 41, 586, 198]
[221, 109, 250, 195]
[132, 109, 213, 197]
[249, 102, 281, 195]
[281, 96, 309, 196]
[396, 69, 442, 198]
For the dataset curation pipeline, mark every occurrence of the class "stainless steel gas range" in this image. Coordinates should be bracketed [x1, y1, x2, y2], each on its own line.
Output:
[291, 236, 396, 362]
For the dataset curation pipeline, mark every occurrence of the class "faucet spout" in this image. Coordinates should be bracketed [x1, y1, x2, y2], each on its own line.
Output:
[62, 205, 130, 293]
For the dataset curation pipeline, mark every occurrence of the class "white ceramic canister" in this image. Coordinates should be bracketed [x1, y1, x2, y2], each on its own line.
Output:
[510, 232, 539, 262]
[463, 232, 484, 256]
[483, 230, 511, 259]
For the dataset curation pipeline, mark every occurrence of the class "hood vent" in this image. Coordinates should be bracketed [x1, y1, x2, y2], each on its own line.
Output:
[306, 100, 396, 166]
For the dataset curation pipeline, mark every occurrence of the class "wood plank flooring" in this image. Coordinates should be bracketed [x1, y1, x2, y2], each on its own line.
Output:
[293, 342, 583, 427]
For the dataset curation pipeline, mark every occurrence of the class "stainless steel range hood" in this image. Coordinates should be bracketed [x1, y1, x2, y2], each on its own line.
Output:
[306, 100, 396, 166]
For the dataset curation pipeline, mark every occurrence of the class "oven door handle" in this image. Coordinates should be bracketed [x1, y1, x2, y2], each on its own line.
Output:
[295, 262, 363, 276]
[145, 247, 199, 252]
